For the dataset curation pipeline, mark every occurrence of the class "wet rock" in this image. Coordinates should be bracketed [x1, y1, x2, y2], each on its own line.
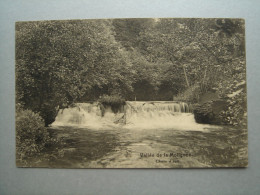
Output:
[193, 100, 229, 125]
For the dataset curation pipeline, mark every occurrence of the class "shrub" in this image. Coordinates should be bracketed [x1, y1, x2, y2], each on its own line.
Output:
[98, 94, 125, 105]
[193, 102, 216, 124]
[39, 102, 60, 126]
[98, 95, 125, 114]
[173, 84, 201, 103]
[16, 109, 50, 164]
[193, 100, 230, 125]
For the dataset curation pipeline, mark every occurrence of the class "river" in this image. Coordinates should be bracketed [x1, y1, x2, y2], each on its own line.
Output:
[31, 102, 247, 168]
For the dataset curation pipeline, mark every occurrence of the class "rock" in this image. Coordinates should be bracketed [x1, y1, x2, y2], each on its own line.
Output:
[193, 100, 229, 125]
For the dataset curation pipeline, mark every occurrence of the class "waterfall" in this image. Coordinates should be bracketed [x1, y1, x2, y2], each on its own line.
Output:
[51, 101, 209, 131]
[124, 101, 206, 130]
[125, 101, 191, 113]
[52, 102, 124, 129]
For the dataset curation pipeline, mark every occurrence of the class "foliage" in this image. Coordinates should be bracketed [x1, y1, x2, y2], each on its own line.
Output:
[193, 102, 216, 124]
[16, 20, 134, 125]
[16, 107, 66, 166]
[98, 94, 125, 114]
[216, 60, 247, 126]
[99, 94, 125, 105]
[16, 108, 50, 163]
[16, 18, 246, 127]
[173, 84, 201, 103]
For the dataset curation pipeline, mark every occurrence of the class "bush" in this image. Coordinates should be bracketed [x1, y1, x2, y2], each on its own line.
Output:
[218, 96, 247, 127]
[99, 94, 125, 105]
[193, 100, 230, 125]
[39, 102, 60, 126]
[16, 109, 50, 164]
[98, 95, 125, 114]
[173, 84, 201, 103]
[193, 102, 216, 124]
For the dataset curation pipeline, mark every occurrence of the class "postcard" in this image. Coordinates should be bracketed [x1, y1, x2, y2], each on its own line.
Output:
[16, 18, 247, 168]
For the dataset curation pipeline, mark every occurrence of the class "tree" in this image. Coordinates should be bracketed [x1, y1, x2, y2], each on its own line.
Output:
[16, 19, 135, 125]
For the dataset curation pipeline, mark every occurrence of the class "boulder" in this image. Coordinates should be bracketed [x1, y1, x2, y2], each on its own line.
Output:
[193, 100, 229, 125]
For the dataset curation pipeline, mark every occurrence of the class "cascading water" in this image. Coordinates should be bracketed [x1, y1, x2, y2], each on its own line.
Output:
[124, 101, 207, 130]
[51, 101, 210, 131]
[52, 103, 124, 129]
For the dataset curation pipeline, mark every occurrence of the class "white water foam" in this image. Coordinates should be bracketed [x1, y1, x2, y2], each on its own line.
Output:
[124, 102, 211, 131]
[51, 103, 122, 129]
[51, 101, 213, 131]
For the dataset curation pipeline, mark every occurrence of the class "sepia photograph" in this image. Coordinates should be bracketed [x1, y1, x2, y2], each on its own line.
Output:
[15, 18, 247, 168]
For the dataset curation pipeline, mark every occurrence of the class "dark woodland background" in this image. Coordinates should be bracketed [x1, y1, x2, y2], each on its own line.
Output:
[15, 18, 247, 163]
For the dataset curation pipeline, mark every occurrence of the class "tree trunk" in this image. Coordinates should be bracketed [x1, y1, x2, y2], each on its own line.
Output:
[182, 64, 190, 87]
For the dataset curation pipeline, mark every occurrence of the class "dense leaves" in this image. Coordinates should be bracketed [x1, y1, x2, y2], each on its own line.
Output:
[16, 107, 50, 163]
[16, 20, 134, 125]
[16, 18, 246, 126]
